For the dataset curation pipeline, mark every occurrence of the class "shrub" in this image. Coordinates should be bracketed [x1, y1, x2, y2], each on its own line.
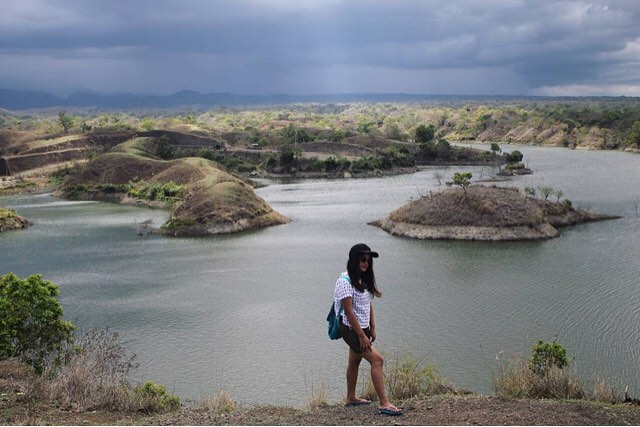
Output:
[530, 339, 569, 375]
[135, 380, 180, 412]
[524, 186, 536, 198]
[0, 208, 17, 219]
[493, 340, 622, 402]
[155, 136, 175, 160]
[126, 181, 186, 203]
[0, 273, 75, 374]
[494, 352, 584, 400]
[385, 353, 445, 400]
[506, 150, 524, 163]
[49, 328, 139, 411]
[415, 124, 435, 144]
[537, 186, 555, 202]
[324, 156, 339, 171]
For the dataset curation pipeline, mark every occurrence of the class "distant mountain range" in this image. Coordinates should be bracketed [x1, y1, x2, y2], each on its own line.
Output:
[0, 88, 632, 111]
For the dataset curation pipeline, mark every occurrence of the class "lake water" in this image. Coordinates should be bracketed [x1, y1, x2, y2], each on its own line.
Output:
[1, 144, 639, 407]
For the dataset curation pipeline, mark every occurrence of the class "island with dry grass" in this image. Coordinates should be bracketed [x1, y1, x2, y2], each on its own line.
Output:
[54, 137, 289, 236]
[370, 185, 619, 241]
[0, 207, 31, 233]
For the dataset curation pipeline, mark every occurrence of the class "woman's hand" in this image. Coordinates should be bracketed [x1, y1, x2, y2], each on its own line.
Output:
[370, 327, 377, 343]
[359, 333, 372, 352]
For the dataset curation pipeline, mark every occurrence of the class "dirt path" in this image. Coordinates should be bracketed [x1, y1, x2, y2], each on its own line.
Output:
[149, 395, 640, 426]
[6, 394, 640, 425]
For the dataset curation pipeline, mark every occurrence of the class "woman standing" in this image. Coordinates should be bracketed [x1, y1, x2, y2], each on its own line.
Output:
[333, 243, 402, 416]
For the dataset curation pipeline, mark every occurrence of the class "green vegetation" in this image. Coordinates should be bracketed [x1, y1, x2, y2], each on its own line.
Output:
[135, 381, 181, 412]
[0, 273, 180, 414]
[0, 207, 17, 219]
[360, 352, 458, 403]
[506, 150, 524, 163]
[530, 339, 569, 375]
[58, 110, 73, 133]
[446, 172, 472, 194]
[494, 339, 621, 403]
[0, 273, 75, 374]
[626, 121, 640, 147]
[3, 99, 639, 163]
[126, 180, 186, 203]
[383, 353, 454, 400]
[155, 135, 175, 160]
[414, 124, 435, 144]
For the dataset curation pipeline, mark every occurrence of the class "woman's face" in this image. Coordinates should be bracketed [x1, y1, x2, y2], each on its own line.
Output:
[359, 255, 370, 273]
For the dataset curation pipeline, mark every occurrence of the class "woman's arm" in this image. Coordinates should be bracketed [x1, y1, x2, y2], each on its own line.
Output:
[341, 297, 372, 353]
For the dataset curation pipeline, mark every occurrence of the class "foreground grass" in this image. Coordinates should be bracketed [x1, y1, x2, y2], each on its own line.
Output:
[3, 348, 640, 426]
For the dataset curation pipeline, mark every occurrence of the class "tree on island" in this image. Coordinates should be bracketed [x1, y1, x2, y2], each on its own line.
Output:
[506, 150, 524, 163]
[447, 172, 473, 195]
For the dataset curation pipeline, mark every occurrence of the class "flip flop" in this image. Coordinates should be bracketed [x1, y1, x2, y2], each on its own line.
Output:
[378, 407, 403, 416]
[345, 399, 372, 407]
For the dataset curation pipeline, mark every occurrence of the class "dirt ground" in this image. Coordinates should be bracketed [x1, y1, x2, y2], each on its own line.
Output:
[4, 394, 640, 426]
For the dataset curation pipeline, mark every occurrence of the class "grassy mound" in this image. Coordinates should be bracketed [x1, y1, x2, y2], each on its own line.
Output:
[371, 186, 618, 241]
[0, 207, 32, 232]
[57, 142, 289, 236]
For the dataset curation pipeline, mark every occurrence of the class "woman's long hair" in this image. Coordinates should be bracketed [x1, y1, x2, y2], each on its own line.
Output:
[347, 255, 382, 298]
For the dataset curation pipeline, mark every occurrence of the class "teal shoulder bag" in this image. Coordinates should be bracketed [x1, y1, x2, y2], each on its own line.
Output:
[327, 274, 350, 340]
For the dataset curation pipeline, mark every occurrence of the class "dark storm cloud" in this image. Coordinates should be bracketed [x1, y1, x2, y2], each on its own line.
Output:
[0, 0, 639, 95]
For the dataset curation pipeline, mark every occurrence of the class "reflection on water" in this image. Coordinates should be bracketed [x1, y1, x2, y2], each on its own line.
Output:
[1, 145, 640, 407]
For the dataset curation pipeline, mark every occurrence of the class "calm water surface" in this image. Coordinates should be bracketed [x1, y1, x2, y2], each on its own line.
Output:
[1, 145, 639, 406]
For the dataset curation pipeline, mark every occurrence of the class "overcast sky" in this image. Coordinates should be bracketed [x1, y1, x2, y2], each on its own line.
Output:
[1, 0, 639, 97]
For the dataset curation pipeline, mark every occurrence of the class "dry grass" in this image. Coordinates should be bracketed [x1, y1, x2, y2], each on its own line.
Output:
[494, 353, 584, 400]
[592, 377, 624, 404]
[1, 330, 182, 414]
[360, 353, 462, 403]
[493, 353, 623, 403]
[0, 359, 48, 401]
[196, 391, 238, 413]
[307, 382, 329, 409]
[389, 186, 547, 227]
[62, 152, 166, 186]
[47, 329, 142, 412]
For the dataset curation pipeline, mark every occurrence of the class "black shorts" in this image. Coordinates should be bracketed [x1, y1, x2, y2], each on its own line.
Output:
[339, 317, 371, 354]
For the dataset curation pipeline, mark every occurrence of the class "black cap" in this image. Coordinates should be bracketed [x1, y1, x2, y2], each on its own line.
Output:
[349, 243, 379, 260]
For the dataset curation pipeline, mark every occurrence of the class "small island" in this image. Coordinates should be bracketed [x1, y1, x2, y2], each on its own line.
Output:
[370, 185, 619, 241]
[0, 207, 31, 232]
[55, 137, 289, 236]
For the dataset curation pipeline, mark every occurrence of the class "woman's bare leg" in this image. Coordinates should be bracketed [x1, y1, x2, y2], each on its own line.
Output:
[346, 349, 363, 402]
[362, 347, 400, 411]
